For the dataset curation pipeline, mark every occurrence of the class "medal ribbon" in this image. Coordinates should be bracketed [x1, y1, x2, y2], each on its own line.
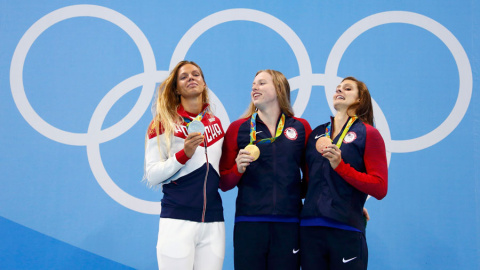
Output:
[325, 116, 358, 148]
[183, 107, 209, 126]
[249, 113, 285, 145]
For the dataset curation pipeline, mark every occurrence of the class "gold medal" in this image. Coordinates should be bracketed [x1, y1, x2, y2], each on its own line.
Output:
[315, 136, 332, 153]
[244, 144, 260, 161]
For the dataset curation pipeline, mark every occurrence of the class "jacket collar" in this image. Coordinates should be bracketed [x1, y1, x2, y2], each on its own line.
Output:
[177, 103, 210, 119]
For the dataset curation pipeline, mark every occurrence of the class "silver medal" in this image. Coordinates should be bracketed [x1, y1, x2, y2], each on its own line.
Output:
[187, 120, 205, 135]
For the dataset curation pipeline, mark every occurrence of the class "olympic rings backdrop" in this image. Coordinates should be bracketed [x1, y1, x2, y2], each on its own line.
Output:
[1, 1, 478, 269]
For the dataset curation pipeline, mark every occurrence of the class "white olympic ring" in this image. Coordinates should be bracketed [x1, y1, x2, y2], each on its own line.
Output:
[170, 8, 313, 117]
[324, 11, 472, 153]
[10, 6, 472, 214]
[10, 5, 163, 214]
[10, 5, 157, 146]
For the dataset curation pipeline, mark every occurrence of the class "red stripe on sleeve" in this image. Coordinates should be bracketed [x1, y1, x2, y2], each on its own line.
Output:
[334, 124, 388, 200]
[293, 117, 312, 145]
[294, 117, 312, 196]
[219, 119, 245, 192]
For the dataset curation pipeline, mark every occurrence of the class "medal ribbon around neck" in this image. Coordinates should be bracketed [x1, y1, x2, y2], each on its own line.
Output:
[183, 106, 209, 125]
[249, 112, 285, 145]
[325, 116, 358, 148]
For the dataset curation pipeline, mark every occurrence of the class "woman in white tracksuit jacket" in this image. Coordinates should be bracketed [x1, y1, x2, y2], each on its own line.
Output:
[144, 60, 225, 270]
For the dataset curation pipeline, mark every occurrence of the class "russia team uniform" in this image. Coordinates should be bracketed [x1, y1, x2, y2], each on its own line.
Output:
[300, 117, 388, 270]
[220, 114, 311, 270]
[144, 104, 225, 270]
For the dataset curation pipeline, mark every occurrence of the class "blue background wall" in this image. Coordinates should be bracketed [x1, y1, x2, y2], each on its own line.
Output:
[1, 1, 478, 269]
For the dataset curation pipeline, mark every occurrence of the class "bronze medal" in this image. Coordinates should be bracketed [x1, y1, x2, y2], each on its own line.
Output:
[315, 136, 332, 153]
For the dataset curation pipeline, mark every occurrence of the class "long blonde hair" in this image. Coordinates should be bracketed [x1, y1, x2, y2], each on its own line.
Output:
[242, 69, 294, 118]
[151, 60, 210, 154]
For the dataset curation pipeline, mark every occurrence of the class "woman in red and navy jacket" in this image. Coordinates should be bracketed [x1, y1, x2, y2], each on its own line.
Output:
[144, 61, 225, 270]
[220, 70, 311, 270]
[300, 77, 388, 270]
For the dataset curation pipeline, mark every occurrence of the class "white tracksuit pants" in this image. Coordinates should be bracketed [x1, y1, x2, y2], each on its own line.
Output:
[156, 218, 225, 270]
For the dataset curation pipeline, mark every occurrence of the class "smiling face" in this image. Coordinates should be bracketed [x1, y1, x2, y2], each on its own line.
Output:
[176, 64, 206, 100]
[251, 71, 278, 111]
[333, 79, 360, 112]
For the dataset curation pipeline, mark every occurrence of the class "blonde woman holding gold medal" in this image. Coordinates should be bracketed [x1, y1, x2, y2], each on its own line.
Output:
[300, 77, 388, 270]
[144, 61, 225, 270]
[220, 70, 312, 270]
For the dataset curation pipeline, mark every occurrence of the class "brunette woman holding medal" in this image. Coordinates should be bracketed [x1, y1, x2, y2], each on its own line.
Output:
[144, 61, 225, 270]
[219, 70, 312, 270]
[300, 77, 388, 270]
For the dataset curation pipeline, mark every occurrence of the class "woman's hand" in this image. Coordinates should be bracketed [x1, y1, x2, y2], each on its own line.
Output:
[363, 207, 370, 221]
[321, 144, 342, 169]
[236, 149, 254, 173]
[184, 132, 204, 158]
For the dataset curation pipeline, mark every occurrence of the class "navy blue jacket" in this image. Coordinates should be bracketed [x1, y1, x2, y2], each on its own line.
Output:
[301, 117, 388, 233]
[220, 114, 311, 219]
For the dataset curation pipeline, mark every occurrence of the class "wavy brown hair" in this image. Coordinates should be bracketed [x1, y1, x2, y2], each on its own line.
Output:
[343, 76, 374, 126]
[242, 69, 294, 118]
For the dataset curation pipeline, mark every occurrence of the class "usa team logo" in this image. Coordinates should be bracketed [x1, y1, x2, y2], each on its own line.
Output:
[284, 127, 298, 140]
[343, 131, 357, 143]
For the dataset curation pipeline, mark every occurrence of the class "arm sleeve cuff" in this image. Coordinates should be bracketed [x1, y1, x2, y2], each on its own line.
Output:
[175, 149, 190, 165]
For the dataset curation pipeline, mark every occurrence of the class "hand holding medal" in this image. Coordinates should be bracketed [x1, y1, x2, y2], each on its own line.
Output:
[236, 144, 260, 174]
[236, 147, 256, 174]
[247, 112, 285, 161]
[184, 131, 204, 158]
[320, 116, 357, 169]
[316, 136, 339, 169]
[236, 113, 286, 173]
[315, 137, 332, 153]
[183, 108, 208, 158]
